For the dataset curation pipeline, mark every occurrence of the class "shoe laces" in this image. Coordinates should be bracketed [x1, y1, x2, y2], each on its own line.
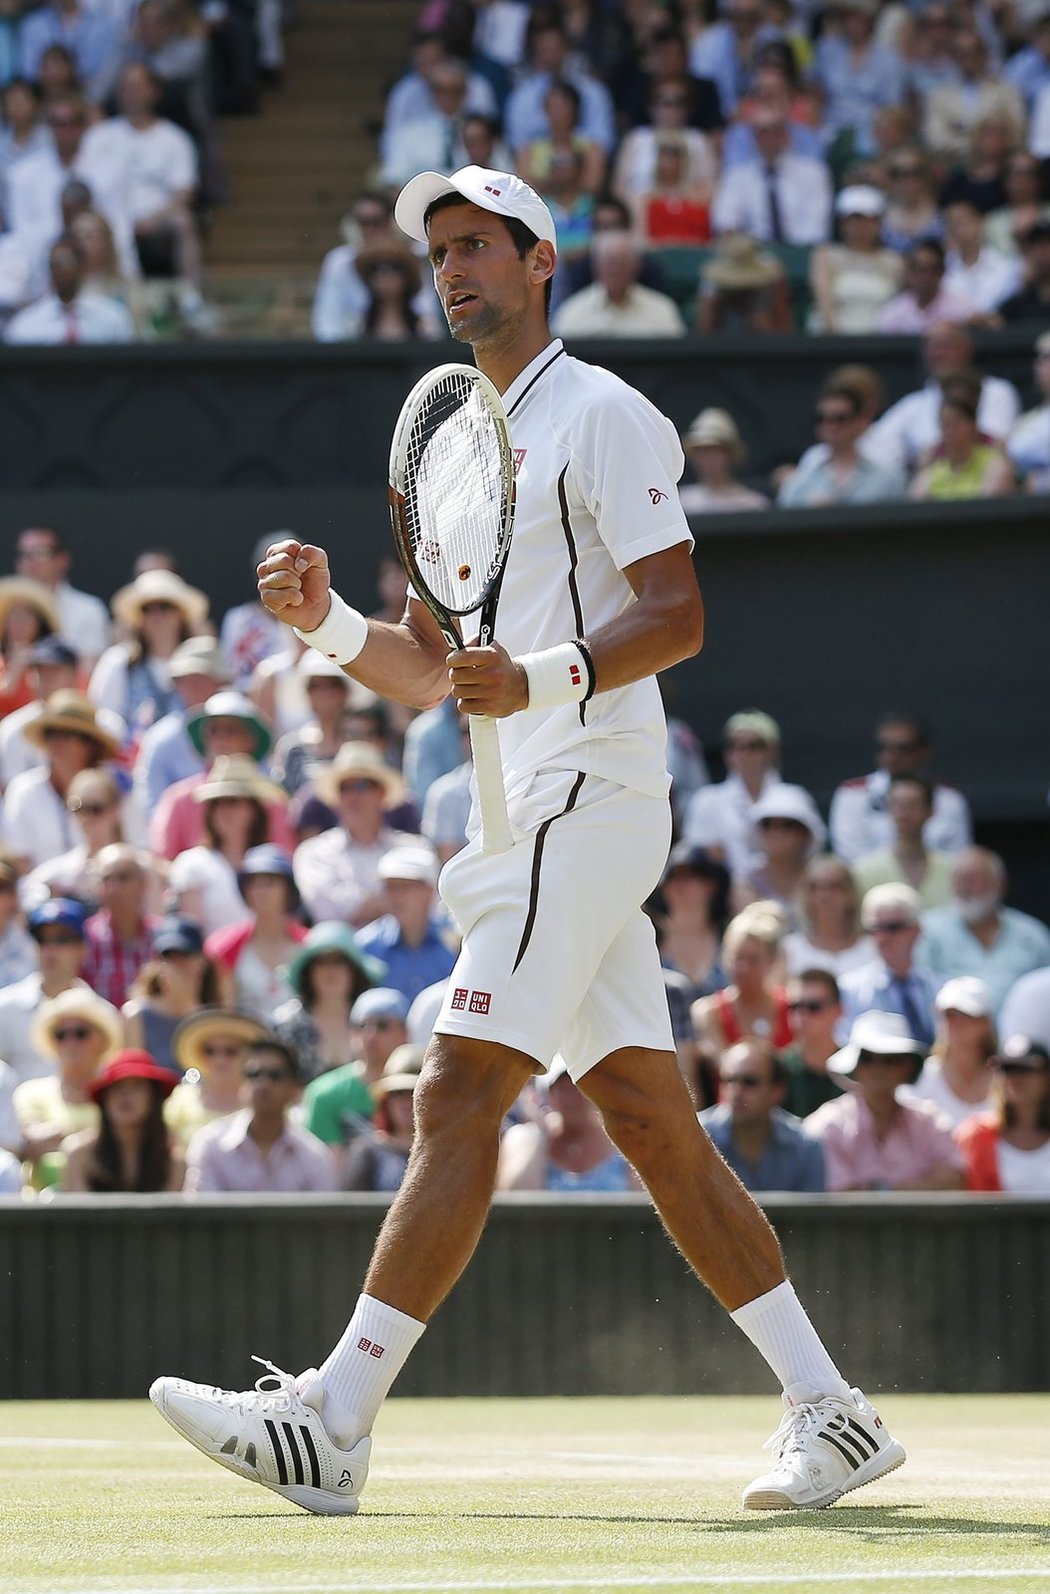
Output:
[764, 1399, 823, 1461]
[220, 1355, 300, 1417]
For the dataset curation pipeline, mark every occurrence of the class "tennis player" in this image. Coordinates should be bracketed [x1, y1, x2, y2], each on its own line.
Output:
[150, 166, 904, 1514]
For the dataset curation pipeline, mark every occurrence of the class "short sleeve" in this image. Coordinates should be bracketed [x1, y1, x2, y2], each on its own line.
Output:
[569, 385, 694, 571]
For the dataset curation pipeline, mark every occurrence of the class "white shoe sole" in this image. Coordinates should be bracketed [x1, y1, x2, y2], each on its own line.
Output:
[743, 1438, 907, 1511]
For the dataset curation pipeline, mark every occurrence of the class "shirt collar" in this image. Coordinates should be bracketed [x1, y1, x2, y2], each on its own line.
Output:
[502, 339, 565, 417]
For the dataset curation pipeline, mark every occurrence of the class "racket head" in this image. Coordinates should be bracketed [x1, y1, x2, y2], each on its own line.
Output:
[389, 362, 515, 629]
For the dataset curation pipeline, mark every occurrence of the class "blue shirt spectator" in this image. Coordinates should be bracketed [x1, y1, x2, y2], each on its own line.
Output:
[20, 4, 117, 94]
[504, 19, 615, 152]
[1003, 22, 1050, 111]
[699, 1039, 825, 1192]
[812, 32, 904, 157]
[918, 848, 1050, 1015]
[355, 846, 457, 1006]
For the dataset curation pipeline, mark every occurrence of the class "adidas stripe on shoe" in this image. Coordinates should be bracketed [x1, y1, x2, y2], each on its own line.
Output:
[742, 1383, 906, 1511]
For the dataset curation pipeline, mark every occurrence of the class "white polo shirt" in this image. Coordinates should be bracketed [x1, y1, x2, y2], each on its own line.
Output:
[488, 339, 693, 803]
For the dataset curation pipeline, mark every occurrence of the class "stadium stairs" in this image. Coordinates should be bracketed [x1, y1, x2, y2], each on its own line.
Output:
[203, 0, 416, 337]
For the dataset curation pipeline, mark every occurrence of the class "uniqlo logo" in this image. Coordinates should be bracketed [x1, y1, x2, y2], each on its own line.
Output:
[469, 990, 491, 1015]
[569, 663, 581, 686]
[513, 447, 527, 475]
[357, 1337, 372, 1353]
[369, 1343, 385, 1359]
[357, 1336, 385, 1359]
[451, 986, 468, 1011]
[484, 184, 503, 197]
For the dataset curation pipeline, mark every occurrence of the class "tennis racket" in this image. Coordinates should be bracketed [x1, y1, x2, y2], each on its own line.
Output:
[389, 362, 516, 855]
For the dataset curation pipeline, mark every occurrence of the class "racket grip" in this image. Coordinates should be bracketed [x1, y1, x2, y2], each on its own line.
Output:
[468, 714, 514, 854]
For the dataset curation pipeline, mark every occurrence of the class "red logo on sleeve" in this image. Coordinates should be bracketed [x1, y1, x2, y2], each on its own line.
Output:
[450, 987, 468, 1010]
[469, 990, 492, 1014]
[648, 487, 668, 505]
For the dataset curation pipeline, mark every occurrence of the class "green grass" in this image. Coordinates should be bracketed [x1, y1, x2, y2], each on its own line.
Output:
[3, 1395, 1050, 1594]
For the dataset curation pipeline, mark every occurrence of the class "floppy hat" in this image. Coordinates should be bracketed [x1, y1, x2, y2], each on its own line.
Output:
[172, 1008, 270, 1074]
[152, 915, 205, 957]
[350, 987, 410, 1026]
[702, 235, 780, 290]
[236, 843, 299, 908]
[315, 741, 405, 808]
[32, 986, 124, 1062]
[28, 897, 87, 938]
[395, 164, 557, 248]
[23, 689, 121, 758]
[111, 569, 208, 631]
[724, 708, 780, 745]
[934, 976, 991, 1019]
[0, 577, 61, 636]
[286, 920, 386, 999]
[192, 753, 287, 807]
[683, 407, 745, 461]
[829, 1010, 926, 1075]
[87, 1048, 179, 1102]
[169, 636, 233, 683]
[372, 1043, 427, 1098]
[377, 846, 438, 886]
[187, 690, 273, 761]
[750, 783, 827, 857]
[836, 185, 885, 219]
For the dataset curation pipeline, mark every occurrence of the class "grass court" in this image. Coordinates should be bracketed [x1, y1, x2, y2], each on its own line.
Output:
[4, 1393, 1049, 1594]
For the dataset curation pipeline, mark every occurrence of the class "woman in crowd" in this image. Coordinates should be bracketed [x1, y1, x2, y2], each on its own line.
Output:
[517, 78, 606, 198]
[0, 577, 60, 720]
[903, 977, 997, 1128]
[939, 111, 1017, 215]
[62, 1049, 184, 1192]
[496, 1058, 640, 1192]
[911, 378, 1014, 500]
[21, 767, 126, 912]
[881, 149, 944, 253]
[733, 785, 827, 919]
[984, 149, 1050, 255]
[71, 210, 136, 314]
[165, 1007, 269, 1144]
[342, 1047, 423, 1192]
[169, 755, 286, 936]
[352, 242, 436, 342]
[612, 77, 714, 212]
[271, 651, 353, 795]
[204, 844, 306, 1020]
[14, 987, 123, 1184]
[0, 78, 48, 175]
[631, 134, 712, 247]
[123, 915, 222, 1073]
[652, 841, 731, 1003]
[697, 236, 792, 334]
[273, 920, 384, 1081]
[90, 570, 209, 741]
[810, 186, 902, 333]
[38, 45, 84, 106]
[678, 408, 770, 513]
[692, 904, 792, 1062]
[782, 854, 873, 977]
[955, 1034, 1050, 1192]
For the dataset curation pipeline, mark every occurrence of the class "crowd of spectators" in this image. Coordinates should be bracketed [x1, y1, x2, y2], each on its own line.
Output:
[0, 523, 1048, 1201]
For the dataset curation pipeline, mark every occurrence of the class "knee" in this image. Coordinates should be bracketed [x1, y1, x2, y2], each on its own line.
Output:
[412, 1038, 527, 1144]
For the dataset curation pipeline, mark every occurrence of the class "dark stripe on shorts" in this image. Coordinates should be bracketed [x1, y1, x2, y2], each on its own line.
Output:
[506, 346, 566, 419]
[556, 465, 587, 728]
[512, 771, 586, 974]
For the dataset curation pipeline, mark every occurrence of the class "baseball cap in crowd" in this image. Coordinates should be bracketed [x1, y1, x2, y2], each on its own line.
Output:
[829, 1010, 925, 1075]
[394, 164, 558, 248]
[26, 637, 78, 669]
[724, 709, 780, 746]
[835, 185, 885, 219]
[934, 976, 992, 1019]
[350, 988, 410, 1027]
[152, 915, 204, 957]
[377, 846, 438, 887]
[750, 783, 827, 857]
[169, 636, 233, 683]
[87, 1048, 180, 1102]
[994, 1034, 1050, 1068]
[28, 897, 87, 939]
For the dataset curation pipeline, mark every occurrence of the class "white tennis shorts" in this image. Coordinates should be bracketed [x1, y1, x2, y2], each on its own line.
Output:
[433, 771, 674, 1081]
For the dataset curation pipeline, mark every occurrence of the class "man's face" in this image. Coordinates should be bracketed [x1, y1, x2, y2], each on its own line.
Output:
[34, 925, 85, 982]
[16, 529, 67, 589]
[595, 239, 639, 299]
[953, 32, 984, 79]
[923, 325, 970, 381]
[814, 394, 863, 447]
[98, 856, 145, 916]
[1025, 237, 1050, 287]
[427, 201, 539, 347]
[945, 203, 981, 254]
[118, 64, 158, 117]
[29, 661, 76, 699]
[725, 731, 777, 780]
[242, 1049, 298, 1113]
[46, 99, 85, 162]
[203, 717, 255, 759]
[176, 671, 222, 711]
[853, 1052, 913, 1108]
[907, 249, 943, 307]
[44, 727, 97, 780]
[384, 877, 433, 928]
[887, 780, 932, 839]
[337, 774, 387, 830]
[1035, 345, 1050, 400]
[787, 980, 842, 1043]
[875, 720, 925, 776]
[355, 1014, 408, 1070]
[951, 851, 1002, 920]
[719, 1046, 782, 1129]
[49, 243, 81, 303]
[868, 912, 919, 969]
[532, 26, 567, 72]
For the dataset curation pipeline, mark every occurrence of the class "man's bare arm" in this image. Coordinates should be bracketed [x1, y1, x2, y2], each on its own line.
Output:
[258, 539, 450, 711]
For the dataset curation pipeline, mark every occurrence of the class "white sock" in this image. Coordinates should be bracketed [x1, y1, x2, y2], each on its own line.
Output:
[316, 1293, 425, 1448]
[730, 1280, 850, 1401]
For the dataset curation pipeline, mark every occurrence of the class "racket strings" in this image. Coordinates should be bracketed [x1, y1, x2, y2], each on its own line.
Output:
[403, 372, 509, 615]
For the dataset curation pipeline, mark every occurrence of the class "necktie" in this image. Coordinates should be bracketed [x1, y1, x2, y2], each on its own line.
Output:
[64, 306, 79, 344]
[765, 163, 784, 244]
[893, 975, 933, 1050]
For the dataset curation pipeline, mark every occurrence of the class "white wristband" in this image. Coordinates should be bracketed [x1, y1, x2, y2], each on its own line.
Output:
[293, 589, 369, 666]
[517, 643, 589, 710]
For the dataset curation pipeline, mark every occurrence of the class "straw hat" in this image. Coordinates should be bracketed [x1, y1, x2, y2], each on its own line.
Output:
[372, 1043, 426, 1098]
[192, 754, 287, 807]
[682, 407, 745, 461]
[702, 234, 781, 290]
[23, 689, 122, 758]
[32, 986, 124, 1063]
[169, 636, 233, 683]
[0, 577, 61, 637]
[171, 1007, 270, 1074]
[315, 741, 406, 808]
[111, 569, 208, 631]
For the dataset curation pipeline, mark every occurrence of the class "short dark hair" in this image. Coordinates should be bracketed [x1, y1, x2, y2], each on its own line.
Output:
[877, 710, 930, 745]
[247, 1038, 300, 1081]
[889, 772, 935, 808]
[18, 524, 66, 554]
[423, 190, 553, 315]
[910, 237, 945, 268]
[794, 968, 842, 1004]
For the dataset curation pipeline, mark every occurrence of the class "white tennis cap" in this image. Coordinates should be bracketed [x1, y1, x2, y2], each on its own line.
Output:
[394, 165, 558, 249]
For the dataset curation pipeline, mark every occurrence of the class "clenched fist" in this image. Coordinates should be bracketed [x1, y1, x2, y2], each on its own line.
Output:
[257, 539, 333, 634]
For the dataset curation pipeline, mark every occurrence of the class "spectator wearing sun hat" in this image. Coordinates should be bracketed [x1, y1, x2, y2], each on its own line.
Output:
[134, 636, 234, 816]
[355, 846, 457, 1007]
[0, 575, 62, 720]
[0, 689, 120, 870]
[679, 409, 770, 514]
[61, 1048, 184, 1193]
[302, 987, 409, 1150]
[165, 1006, 271, 1145]
[806, 1009, 965, 1191]
[88, 570, 210, 744]
[13, 984, 123, 1175]
[273, 921, 385, 1082]
[733, 784, 827, 921]
[167, 756, 290, 937]
[151, 690, 292, 863]
[293, 742, 418, 927]
[899, 975, 997, 1129]
[203, 844, 307, 1021]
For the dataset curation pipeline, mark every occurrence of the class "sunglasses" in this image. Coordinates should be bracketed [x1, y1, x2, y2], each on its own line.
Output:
[140, 600, 178, 614]
[730, 739, 768, 753]
[870, 920, 913, 934]
[244, 1066, 291, 1083]
[358, 1017, 397, 1031]
[815, 409, 853, 425]
[201, 1042, 245, 1058]
[339, 779, 382, 795]
[720, 1073, 764, 1088]
[759, 816, 804, 830]
[54, 1024, 92, 1041]
[788, 999, 832, 1014]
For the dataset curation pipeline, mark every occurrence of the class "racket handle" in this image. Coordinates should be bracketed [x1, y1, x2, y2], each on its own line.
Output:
[468, 714, 514, 855]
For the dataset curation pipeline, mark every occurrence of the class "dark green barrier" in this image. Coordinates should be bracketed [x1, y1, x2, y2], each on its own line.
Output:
[0, 1195, 1046, 1399]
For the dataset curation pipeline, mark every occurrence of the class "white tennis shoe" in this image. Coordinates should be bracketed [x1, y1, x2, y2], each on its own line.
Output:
[149, 1356, 370, 1516]
[742, 1383, 906, 1510]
